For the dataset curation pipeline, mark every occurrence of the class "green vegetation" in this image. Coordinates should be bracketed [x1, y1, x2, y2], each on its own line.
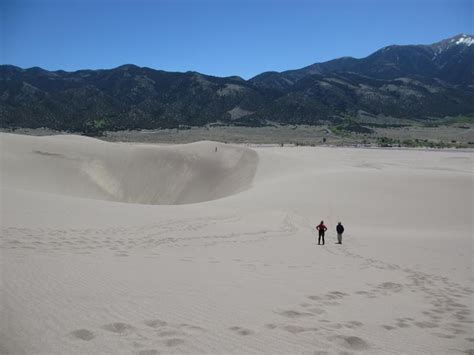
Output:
[82, 118, 108, 137]
[377, 137, 399, 147]
[362, 122, 410, 128]
[375, 136, 466, 149]
[2, 64, 474, 134]
[422, 115, 474, 128]
[330, 120, 374, 135]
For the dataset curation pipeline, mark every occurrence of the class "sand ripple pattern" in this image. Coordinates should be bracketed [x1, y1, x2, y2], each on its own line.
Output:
[1, 214, 297, 257]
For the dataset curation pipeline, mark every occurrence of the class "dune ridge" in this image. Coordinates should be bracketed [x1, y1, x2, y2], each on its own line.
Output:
[1, 134, 258, 205]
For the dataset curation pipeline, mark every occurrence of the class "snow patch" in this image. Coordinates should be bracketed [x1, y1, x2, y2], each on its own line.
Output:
[455, 35, 474, 46]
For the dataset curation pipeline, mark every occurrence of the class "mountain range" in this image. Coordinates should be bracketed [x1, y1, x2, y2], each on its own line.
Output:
[1, 34, 473, 133]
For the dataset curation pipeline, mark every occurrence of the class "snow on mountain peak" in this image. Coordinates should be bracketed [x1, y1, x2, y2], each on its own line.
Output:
[431, 34, 474, 57]
[452, 34, 474, 46]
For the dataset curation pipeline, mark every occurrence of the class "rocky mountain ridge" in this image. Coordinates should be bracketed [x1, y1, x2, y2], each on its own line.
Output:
[1, 34, 473, 133]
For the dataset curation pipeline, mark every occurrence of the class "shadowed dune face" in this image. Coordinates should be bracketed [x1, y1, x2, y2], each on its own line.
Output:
[1, 134, 259, 205]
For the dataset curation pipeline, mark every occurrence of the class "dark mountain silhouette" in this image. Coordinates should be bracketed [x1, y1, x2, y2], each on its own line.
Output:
[250, 34, 474, 88]
[1, 34, 473, 133]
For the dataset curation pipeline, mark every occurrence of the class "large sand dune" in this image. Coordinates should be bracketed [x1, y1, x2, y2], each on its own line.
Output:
[1, 133, 473, 354]
[1, 134, 258, 204]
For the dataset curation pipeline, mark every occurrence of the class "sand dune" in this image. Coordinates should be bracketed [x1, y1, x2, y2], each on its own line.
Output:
[1, 133, 473, 354]
[1, 134, 258, 204]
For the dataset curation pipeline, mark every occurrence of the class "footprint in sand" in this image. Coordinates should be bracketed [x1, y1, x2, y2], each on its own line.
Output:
[281, 325, 318, 334]
[329, 335, 370, 351]
[163, 338, 185, 347]
[70, 329, 95, 341]
[308, 291, 348, 303]
[414, 321, 438, 329]
[101, 322, 134, 334]
[178, 323, 205, 332]
[277, 310, 314, 318]
[229, 326, 255, 335]
[396, 321, 410, 328]
[144, 319, 168, 328]
[308, 307, 326, 315]
[325, 291, 349, 299]
[373, 282, 404, 296]
[432, 332, 456, 339]
[344, 321, 364, 329]
[157, 330, 184, 337]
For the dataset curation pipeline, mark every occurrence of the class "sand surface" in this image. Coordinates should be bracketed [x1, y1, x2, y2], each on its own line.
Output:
[1, 133, 473, 354]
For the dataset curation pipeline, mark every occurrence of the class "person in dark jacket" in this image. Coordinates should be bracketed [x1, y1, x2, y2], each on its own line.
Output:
[336, 222, 344, 244]
[316, 221, 328, 245]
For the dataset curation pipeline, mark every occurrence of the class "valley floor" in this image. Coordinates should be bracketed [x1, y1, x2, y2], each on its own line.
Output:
[3, 123, 474, 148]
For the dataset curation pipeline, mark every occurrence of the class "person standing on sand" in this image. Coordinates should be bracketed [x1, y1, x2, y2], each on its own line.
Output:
[316, 221, 327, 245]
[336, 222, 344, 244]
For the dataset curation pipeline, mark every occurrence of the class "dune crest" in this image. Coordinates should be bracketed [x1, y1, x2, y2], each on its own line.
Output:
[1, 134, 258, 205]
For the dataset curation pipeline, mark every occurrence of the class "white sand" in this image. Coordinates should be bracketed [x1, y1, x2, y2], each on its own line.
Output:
[1, 133, 473, 354]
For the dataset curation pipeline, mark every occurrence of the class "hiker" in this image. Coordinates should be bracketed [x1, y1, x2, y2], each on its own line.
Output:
[316, 221, 327, 245]
[336, 222, 344, 244]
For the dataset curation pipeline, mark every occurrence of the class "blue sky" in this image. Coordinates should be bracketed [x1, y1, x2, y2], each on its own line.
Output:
[2, 0, 472, 78]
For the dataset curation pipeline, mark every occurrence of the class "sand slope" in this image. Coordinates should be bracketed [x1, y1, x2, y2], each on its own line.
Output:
[1, 134, 258, 204]
[1, 133, 473, 354]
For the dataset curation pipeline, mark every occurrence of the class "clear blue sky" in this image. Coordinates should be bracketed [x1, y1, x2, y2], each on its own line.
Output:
[1, 0, 472, 79]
